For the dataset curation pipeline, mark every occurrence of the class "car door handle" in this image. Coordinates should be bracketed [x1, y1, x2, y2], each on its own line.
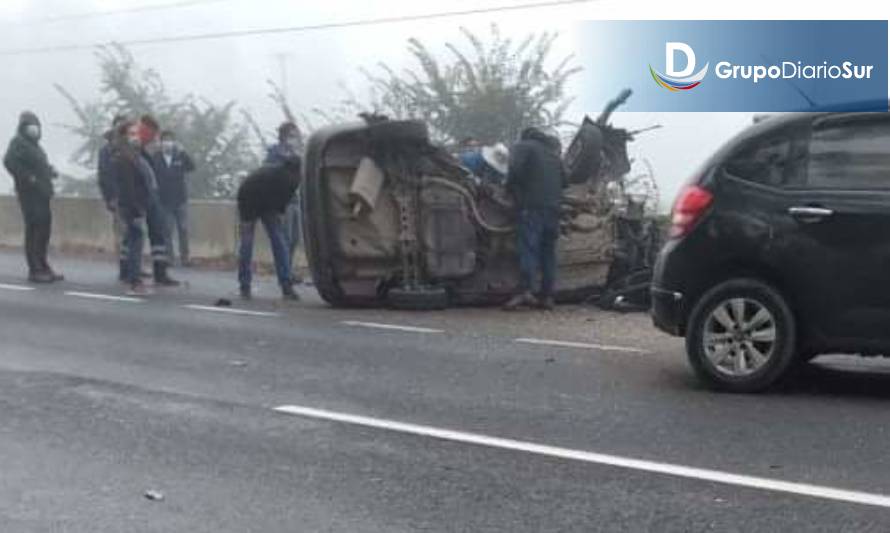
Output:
[788, 206, 834, 220]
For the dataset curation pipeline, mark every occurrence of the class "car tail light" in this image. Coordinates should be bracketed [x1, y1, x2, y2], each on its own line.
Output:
[670, 185, 713, 238]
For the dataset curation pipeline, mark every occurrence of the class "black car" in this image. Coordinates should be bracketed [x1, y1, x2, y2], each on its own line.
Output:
[652, 107, 890, 392]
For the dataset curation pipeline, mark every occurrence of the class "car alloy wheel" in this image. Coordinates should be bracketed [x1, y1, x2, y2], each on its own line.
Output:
[702, 297, 776, 377]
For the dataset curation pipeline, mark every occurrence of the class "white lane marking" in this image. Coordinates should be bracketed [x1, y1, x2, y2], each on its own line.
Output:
[65, 291, 144, 303]
[184, 305, 279, 318]
[342, 320, 444, 334]
[274, 404, 890, 509]
[0, 283, 35, 292]
[515, 337, 647, 354]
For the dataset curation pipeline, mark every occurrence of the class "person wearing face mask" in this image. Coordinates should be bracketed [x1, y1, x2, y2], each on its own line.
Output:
[137, 115, 180, 287]
[3, 111, 63, 283]
[264, 122, 304, 285]
[152, 130, 195, 267]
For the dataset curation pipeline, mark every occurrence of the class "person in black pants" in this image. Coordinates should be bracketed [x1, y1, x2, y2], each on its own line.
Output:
[503, 127, 567, 311]
[3, 111, 63, 283]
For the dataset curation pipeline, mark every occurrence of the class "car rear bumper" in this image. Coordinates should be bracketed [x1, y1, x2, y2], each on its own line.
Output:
[651, 286, 685, 336]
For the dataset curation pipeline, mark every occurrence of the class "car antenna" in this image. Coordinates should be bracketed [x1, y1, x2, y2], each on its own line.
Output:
[760, 53, 818, 109]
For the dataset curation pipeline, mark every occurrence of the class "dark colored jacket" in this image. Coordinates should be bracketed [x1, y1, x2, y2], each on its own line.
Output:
[97, 136, 117, 205]
[113, 142, 151, 218]
[152, 148, 195, 209]
[506, 129, 567, 210]
[237, 160, 301, 222]
[3, 112, 55, 199]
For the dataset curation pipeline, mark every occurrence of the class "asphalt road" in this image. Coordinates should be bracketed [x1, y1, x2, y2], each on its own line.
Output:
[3, 251, 890, 532]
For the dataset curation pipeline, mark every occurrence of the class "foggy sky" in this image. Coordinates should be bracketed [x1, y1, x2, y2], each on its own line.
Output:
[1, 0, 845, 209]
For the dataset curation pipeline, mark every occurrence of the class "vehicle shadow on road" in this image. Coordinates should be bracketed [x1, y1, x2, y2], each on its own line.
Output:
[776, 358, 890, 399]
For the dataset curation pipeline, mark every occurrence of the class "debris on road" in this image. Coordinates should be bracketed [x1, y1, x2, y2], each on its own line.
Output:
[215, 298, 233, 307]
[144, 489, 165, 502]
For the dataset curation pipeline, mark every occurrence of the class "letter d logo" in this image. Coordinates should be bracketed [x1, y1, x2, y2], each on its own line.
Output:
[666, 42, 696, 77]
[649, 42, 709, 92]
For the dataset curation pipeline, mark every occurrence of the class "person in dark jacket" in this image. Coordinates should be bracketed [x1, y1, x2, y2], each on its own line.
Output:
[98, 114, 130, 280]
[3, 111, 62, 283]
[112, 120, 152, 295]
[137, 115, 179, 287]
[503, 127, 567, 311]
[236, 157, 301, 301]
[153, 130, 195, 266]
[264, 121, 304, 284]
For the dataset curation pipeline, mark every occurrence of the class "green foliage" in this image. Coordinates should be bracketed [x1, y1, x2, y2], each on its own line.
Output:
[56, 44, 259, 198]
[344, 24, 580, 146]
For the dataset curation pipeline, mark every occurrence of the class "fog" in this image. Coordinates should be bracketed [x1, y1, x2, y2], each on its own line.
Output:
[0, 0, 762, 210]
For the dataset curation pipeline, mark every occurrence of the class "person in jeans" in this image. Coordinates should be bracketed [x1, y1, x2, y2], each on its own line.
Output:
[503, 127, 567, 311]
[236, 156, 302, 301]
[264, 122, 304, 284]
[112, 120, 152, 295]
[153, 130, 195, 266]
[3, 111, 62, 283]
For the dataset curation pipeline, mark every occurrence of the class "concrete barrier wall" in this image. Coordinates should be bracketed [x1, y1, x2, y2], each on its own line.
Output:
[0, 195, 277, 264]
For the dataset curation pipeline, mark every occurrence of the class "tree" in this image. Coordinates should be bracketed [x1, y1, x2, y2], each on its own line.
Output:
[56, 44, 260, 198]
[342, 24, 580, 146]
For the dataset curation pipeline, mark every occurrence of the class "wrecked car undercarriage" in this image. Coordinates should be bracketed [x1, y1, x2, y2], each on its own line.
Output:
[302, 90, 662, 310]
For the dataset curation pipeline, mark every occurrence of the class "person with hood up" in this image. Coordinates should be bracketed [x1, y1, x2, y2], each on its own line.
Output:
[3, 111, 63, 283]
[236, 155, 302, 301]
[264, 121, 304, 284]
[503, 127, 567, 311]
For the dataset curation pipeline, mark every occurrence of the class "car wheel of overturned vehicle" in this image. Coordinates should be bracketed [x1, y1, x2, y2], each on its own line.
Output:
[686, 278, 797, 393]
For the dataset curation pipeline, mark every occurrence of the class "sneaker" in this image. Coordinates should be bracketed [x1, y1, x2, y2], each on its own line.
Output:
[502, 291, 538, 311]
[27, 271, 54, 284]
[282, 285, 301, 301]
[47, 269, 65, 282]
[126, 283, 151, 296]
[239, 285, 252, 300]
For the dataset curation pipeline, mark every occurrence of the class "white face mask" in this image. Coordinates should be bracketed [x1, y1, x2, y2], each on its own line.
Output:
[128, 135, 142, 149]
[161, 141, 175, 153]
[24, 124, 40, 140]
[285, 136, 300, 151]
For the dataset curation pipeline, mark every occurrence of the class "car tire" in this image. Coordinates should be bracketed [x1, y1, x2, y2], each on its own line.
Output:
[387, 286, 449, 311]
[685, 278, 797, 393]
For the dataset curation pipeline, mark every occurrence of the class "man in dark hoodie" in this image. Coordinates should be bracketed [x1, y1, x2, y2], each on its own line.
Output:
[3, 111, 62, 283]
[113, 120, 153, 295]
[503, 127, 567, 311]
[236, 157, 302, 301]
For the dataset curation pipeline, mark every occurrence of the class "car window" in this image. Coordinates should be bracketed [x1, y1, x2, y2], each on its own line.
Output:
[724, 135, 799, 187]
[808, 119, 890, 190]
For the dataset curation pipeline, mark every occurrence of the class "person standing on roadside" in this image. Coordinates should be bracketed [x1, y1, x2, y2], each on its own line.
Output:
[264, 121, 304, 284]
[502, 127, 567, 312]
[3, 111, 63, 283]
[137, 115, 180, 287]
[153, 130, 195, 267]
[111, 120, 151, 295]
[98, 114, 130, 281]
[236, 155, 302, 301]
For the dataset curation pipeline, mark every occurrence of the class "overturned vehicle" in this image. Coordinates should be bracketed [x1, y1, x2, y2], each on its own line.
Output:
[301, 90, 662, 310]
